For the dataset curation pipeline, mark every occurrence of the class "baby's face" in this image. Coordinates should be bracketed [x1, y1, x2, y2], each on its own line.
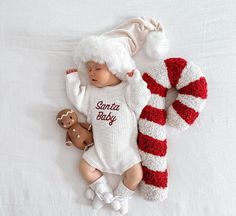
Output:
[86, 61, 121, 88]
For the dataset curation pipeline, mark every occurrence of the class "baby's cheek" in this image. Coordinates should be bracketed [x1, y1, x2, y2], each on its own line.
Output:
[101, 72, 111, 82]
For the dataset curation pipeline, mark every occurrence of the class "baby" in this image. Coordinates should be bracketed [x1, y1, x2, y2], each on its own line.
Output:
[65, 36, 151, 215]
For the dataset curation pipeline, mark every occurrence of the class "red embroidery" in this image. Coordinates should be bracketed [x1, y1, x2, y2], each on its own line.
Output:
[95, 100, 120, 111]
[96, 111, 117, 126]
[95, 101, 120, 126]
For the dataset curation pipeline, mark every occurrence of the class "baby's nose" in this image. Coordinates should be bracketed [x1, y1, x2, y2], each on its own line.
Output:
[89, 71, 95, 76]
[89, 73, 96, 79]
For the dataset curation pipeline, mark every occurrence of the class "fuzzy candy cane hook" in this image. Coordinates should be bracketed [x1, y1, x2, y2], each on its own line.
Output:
[138, 57, 208, 201]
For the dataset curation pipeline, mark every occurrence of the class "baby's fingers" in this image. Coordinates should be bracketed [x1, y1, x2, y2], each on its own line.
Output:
[66, 68, 78, 74]
[126, 70, 134, 77]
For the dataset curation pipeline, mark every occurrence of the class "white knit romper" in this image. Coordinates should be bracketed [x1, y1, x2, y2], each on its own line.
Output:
[65, 71, 151, 175]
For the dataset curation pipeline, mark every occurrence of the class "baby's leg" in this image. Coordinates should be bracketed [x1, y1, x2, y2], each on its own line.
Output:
[79, 159, 113, 209]
[111, 163, 143, 215]
[123, 163, 143, 190]
[79, 159, 102, 184]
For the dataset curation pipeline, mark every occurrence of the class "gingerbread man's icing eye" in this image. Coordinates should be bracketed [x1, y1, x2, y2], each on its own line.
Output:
[61, 122, 64, 125]
[70, 116, 72, 119]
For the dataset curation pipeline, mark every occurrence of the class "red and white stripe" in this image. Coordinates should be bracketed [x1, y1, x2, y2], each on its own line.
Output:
[138, 58, 208, 201]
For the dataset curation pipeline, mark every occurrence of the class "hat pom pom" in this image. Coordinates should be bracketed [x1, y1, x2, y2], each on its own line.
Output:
[144, 31, 169, 60]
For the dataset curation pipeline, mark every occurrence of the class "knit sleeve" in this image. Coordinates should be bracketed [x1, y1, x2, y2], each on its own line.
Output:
[65, 72, 90, 117]
[125, 69, 151, 119]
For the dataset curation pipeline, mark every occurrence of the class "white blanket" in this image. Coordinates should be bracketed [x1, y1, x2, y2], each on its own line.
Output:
[0, 0, 236, 215]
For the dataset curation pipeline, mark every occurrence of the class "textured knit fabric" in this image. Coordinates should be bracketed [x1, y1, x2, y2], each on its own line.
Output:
[101, 16, 166, 56]
[73, 17, 168, 83]
[111, 180, 135, 215]
[88, 175, 113, 209]
[138, 58, 208, 201]
[65, 70, 151, 174]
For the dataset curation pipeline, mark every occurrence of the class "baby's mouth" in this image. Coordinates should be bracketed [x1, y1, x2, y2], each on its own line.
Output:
[92, 79, 97, 81]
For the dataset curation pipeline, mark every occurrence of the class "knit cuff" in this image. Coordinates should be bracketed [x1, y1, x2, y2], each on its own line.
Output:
[65, 72, 79, 82]
[114, 180, 135, 197]
[89, 175, 107, 191]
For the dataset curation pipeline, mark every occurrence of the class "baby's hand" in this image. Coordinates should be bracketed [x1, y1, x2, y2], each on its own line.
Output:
[127, 69, 142, 83]
[66, 68, 78, 75]
[126, 70, 134, 77]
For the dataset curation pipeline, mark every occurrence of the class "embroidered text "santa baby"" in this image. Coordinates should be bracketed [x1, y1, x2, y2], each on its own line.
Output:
[95, 101, 120, 126]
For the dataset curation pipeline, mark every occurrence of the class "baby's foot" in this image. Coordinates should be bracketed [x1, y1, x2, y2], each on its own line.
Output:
[91, 195, 106, 209]
[88, 176, 113, 209]
[84, 187, 106, 209]
[111, 180, 134, 215]
[84, 188, 95, 200]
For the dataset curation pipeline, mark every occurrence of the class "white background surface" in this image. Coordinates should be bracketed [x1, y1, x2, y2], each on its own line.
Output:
[0, 0, 236, 216]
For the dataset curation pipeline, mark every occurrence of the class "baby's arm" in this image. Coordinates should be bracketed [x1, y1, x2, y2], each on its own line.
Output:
[65, 69, 90, 116]
[125, 69, 151, 119]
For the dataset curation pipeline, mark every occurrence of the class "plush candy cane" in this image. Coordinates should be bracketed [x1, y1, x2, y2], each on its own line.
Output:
[138, 57, 208, 201]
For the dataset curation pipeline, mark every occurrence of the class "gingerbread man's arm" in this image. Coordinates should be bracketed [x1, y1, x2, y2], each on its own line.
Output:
[85, 134, 94, 146]
[80, 122, 92, 131]
[65, 131, 73, 146]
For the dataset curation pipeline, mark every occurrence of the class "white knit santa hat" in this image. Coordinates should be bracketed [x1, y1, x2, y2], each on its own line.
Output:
[73, 16, 169, 81]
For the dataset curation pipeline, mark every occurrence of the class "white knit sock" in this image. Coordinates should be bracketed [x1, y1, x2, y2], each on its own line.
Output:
[84, 188, 95, 200]
[111, 180, 135, 215]
[88, 175, 113, 209]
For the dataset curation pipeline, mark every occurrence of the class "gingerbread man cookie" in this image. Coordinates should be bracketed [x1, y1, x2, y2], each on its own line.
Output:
[56, 109, 93, 150]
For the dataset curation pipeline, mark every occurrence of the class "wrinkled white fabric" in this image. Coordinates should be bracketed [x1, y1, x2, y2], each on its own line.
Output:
[1, 1, 236, 216]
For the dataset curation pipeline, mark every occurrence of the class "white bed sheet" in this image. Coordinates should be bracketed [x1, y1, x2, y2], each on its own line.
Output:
[0, 0, 236, 215]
